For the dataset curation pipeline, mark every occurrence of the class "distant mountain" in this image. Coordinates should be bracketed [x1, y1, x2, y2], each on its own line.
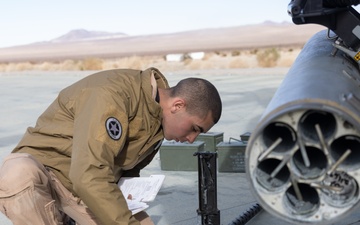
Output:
[50, 29, 127, 43]
[0, 21, 326, 63]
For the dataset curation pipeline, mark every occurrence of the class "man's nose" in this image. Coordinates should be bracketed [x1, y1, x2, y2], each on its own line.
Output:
[186, 133, 198, 143]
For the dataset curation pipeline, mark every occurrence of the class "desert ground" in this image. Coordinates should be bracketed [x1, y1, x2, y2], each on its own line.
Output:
[0, 47, 302, 72]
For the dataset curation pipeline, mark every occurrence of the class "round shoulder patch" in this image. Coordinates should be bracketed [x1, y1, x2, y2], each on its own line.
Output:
[105, 117, 122, 140]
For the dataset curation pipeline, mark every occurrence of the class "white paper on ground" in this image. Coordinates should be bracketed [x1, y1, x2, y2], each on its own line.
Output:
[118, 174, 165, 214]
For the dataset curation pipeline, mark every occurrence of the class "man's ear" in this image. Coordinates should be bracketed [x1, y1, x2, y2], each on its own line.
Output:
[171, 98, 185, 113]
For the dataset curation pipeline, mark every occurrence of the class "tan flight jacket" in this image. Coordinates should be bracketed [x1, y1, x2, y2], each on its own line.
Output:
[13, 67, 169, 225]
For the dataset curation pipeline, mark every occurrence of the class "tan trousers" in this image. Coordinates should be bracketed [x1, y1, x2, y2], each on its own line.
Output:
[0, 153, 154, 225]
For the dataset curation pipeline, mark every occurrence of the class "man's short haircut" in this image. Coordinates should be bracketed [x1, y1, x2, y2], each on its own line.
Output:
[170, 78, 222, 124]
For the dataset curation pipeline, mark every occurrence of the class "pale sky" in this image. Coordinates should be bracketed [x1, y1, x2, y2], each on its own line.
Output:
[0, 1, 355, 48]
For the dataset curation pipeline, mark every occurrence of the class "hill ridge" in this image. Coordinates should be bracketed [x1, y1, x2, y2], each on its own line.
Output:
[0, 22, 325, 63]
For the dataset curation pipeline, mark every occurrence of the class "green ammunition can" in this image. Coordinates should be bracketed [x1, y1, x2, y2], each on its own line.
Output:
[159, 141, 205, 171]
[195, 132, 224, 152]
[217, 139, 247, 173]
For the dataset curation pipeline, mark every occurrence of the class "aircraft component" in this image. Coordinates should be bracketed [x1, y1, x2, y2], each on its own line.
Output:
[246, 29, 360, 224]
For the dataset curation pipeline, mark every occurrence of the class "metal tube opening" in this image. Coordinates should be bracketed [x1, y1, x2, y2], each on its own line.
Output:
[299, 110, 336, 142]
[285, 183, 320, 215]
[263, 122, 297, 153]
[293, 146, 328, 179]
[256, 158, 290, 191]
[322, 171, 359, 207]
[330, 135, 360, 170]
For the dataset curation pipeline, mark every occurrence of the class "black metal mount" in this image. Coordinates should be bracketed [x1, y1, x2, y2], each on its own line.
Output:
[288, 0, 360, 50]
[194, 151, 220, 225]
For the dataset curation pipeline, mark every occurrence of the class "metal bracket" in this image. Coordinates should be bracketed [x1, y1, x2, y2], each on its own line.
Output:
[333, 42, 360, 64]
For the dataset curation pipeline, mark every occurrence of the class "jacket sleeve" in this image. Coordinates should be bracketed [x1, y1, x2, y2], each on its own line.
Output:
[69, 88, 140, 225]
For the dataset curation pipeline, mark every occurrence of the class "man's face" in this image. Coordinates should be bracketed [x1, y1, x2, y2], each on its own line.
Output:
[162, 102, 214, 143]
